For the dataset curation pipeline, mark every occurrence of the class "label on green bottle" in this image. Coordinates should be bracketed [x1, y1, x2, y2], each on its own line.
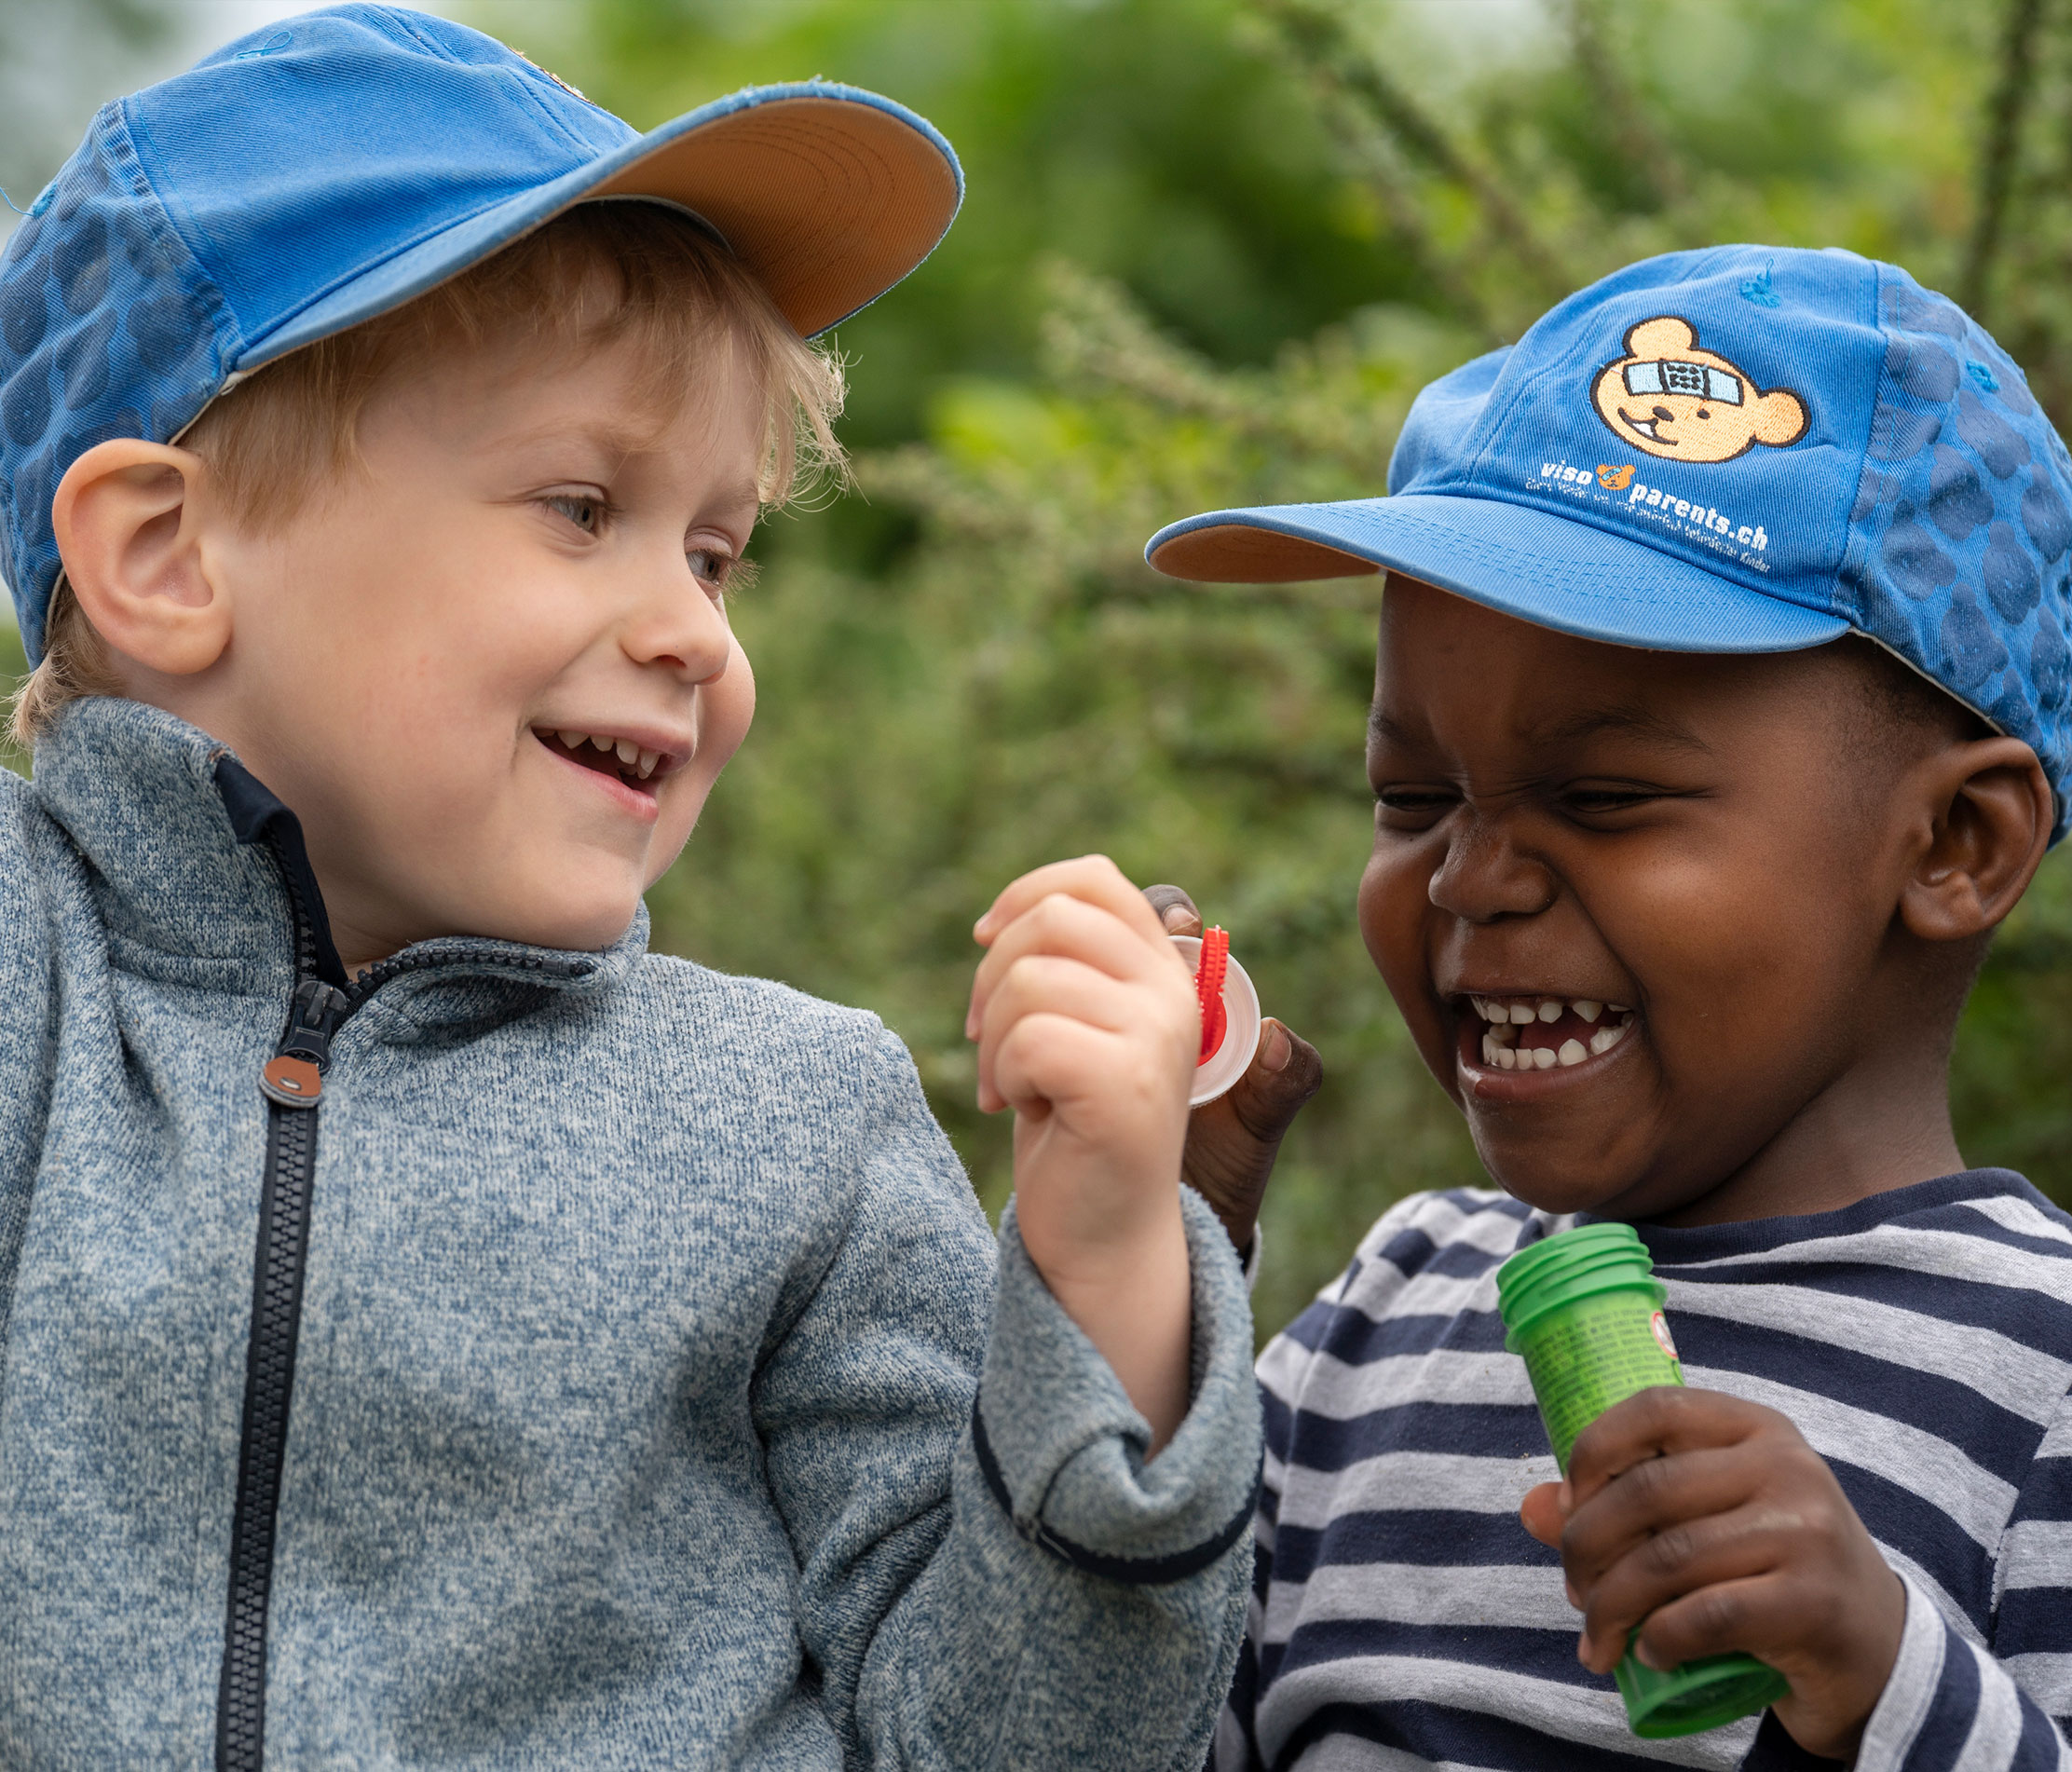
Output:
[1517, 1290, 1684, 1472]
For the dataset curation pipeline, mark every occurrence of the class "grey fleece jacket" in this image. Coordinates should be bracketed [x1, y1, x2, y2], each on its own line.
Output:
[0, 697, 1261, 1770]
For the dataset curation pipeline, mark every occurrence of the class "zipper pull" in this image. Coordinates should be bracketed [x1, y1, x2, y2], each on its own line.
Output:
[260, 979, 350, 1109]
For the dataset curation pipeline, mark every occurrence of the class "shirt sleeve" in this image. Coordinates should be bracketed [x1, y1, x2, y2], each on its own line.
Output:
[1855, 1385, 2072, 1772]
[751, 1026, 1262, 1772]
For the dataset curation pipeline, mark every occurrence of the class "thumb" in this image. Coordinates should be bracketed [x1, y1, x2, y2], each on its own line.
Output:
[1224, 1017, 1323, 1145]
[1519, 1481, 1570, 1548]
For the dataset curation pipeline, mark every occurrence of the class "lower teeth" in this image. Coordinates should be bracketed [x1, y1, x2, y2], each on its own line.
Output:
[1481, 1015, 1632, 1070]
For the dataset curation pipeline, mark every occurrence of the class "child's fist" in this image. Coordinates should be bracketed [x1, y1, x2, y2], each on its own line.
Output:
[969, 857, 1200, 1446]
[1520, 1385, 1905, 1761]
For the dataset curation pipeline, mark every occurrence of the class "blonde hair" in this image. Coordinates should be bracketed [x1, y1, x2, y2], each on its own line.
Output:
[11, 201, 846, 745]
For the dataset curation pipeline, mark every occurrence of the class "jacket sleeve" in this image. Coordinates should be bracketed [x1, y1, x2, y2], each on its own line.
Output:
[750, 1026, 1261, 1771]
[1855, 1385, 2072, 1771]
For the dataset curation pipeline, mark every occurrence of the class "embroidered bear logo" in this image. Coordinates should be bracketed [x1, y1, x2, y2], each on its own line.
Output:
[1591, 316, 1807, 463]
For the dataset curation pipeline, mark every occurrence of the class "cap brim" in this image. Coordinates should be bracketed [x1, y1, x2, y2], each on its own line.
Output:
[1145, 493, 1849, 653]
[239, 81, 961, 367]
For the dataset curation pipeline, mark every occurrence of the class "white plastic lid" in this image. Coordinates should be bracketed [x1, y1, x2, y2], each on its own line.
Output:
[1171, 934, 1263, 1107]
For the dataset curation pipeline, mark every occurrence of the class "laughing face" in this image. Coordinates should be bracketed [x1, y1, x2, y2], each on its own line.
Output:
[1358, 576, 1955, 1225]
[1591, 315, 1807, 463]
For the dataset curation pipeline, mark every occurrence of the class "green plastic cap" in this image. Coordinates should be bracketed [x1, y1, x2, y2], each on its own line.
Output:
[1496, 1221, 1664, 1351]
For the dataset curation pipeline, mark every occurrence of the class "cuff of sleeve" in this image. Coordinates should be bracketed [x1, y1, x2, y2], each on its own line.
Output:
[972, 1186, 1263, 1585]
[1853, 1569, 1953, 1772]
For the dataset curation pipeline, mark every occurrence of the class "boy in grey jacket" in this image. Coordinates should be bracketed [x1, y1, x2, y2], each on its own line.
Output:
[0, 8, 1279, 1767]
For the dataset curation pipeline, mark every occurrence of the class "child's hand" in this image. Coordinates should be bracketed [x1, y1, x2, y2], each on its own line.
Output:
[1142, 884, 1323, 1257]
[969, 857, 1199, 1450]
[1520, 1386, 1906, 1761]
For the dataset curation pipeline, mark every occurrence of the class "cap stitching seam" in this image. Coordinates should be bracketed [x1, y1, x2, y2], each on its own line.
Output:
[116, 95, 253, 351]
[487, 64, 608, 160]
[1829, 259, 1891, 622]
[364, 7, 459, 62]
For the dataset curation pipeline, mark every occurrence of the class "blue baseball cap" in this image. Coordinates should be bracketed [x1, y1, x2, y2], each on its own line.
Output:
[0, 4, 963, 662]
[1146, 246, 2072, 838]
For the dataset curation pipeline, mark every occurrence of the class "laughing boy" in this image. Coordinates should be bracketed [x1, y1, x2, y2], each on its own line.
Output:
[0, 8, 1267, 1766]
[1141, 246, 2072, 1768]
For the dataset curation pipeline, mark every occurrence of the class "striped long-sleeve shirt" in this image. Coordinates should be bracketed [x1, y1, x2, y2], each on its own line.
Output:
[1220, 1171, 2072, 1771]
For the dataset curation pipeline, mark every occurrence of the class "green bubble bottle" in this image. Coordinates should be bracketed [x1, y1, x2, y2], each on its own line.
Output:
[1495, 1221, 1790, 1738]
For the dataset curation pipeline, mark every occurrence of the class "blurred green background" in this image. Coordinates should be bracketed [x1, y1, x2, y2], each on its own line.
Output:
[7, 0, 2072, 1341]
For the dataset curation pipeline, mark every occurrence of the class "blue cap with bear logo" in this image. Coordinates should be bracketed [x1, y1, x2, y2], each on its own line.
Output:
[1145, 245, 2072, 838]
[0, 3, 962, 665]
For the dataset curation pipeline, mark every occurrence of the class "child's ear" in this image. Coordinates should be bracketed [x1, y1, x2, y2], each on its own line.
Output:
[1898, 736, 2054, 943]
[52, 438, 229, 677]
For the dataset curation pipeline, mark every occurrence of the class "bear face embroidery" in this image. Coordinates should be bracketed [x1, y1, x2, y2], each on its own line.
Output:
[1592, 316, 1808, 463]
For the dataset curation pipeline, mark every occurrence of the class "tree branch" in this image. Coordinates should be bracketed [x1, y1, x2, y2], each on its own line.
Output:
[1252, 0, 1571, 302]
[1962, 0, 2050, 318]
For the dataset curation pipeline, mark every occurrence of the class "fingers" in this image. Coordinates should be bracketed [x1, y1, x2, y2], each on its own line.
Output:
[1142, 883, 1201, 937]
[988, 1011, 1179, 1127]
[975, 954, 1180, 1112]
[1559, 1443, 1762, 1594]
[1564, 1385, 1776, 1508]
[975, 856, 1171, 950]
[1629, 1573, 1793, 1677]
[967, 860, 1196, 1125]
[968, 886, 1188, 1042]
[1574, 1496, 1806, 1671]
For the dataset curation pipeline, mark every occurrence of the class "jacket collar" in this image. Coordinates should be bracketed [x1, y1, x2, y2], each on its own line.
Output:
[33, 697, 647, 1021]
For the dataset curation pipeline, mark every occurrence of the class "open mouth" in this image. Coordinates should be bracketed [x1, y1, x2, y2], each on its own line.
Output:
[533, 727, 678, 796]
[1616, 407, 1669, 443]
[1464, 994, 1636, 1072]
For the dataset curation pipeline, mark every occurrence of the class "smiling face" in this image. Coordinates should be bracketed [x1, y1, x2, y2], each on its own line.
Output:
[190, 323, 764, 968]
[1357, 576, 1983, 1224]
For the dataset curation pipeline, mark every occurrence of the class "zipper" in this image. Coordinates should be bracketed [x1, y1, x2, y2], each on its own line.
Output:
[213, 859, 426, 1772]
[213, 847, 589, 1771]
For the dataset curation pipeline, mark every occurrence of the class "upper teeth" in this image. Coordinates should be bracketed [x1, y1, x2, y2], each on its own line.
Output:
[550, 730, 663, 780]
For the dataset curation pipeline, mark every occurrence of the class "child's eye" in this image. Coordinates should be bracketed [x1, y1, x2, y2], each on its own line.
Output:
[1561, 783, 1662, 816]
[1373, 785, 1458, 827]
[688, 547, 758, 596]
[544, 493, 607, 534]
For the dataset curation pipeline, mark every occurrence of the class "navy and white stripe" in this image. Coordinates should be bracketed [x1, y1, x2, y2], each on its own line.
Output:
[1220, 1172, 2072, 1771]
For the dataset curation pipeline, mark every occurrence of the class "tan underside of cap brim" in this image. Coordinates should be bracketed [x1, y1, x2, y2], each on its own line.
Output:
[1148, 523, 1383, 583]
[593, 96, 959, 338]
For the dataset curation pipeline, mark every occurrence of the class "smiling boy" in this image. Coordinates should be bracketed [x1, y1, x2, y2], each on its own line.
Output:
[1145, 246, 2072, 1768]
[0, 9, 1266, 1767]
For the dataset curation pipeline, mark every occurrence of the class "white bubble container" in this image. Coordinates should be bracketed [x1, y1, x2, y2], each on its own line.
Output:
[1172, 934, 1262, 1107]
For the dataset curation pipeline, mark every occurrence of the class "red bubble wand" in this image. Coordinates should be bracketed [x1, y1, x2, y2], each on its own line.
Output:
[1196, 926, 1230, 1065]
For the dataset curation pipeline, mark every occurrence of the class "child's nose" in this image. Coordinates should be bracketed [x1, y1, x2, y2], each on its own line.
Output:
[1652, 404, 1675, 422]
[1427, 817, 1557, 923]
[621, 570, 734, 683]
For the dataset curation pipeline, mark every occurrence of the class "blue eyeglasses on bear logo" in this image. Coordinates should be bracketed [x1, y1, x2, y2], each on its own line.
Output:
[1592, 316, 1809, 464]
